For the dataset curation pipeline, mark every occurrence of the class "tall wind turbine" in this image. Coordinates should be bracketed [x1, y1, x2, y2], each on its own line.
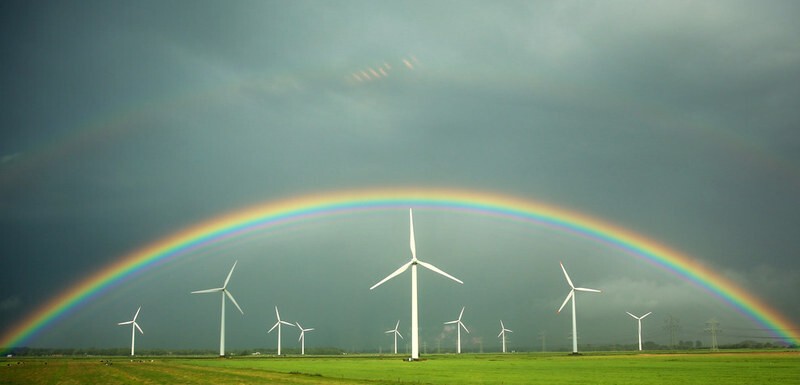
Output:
[557, 261, 601, 354]
[370, 209, 463, 360]
[268, 306, 294, 355]
[626, 311, 652, 351]
[191, 261, 244, 357]
[443, 307, 469, 354]
[385, 320, 403, 354]
[295, 321, 314, 355]
[498, 320, 512, 353]
[117, 306, 143, 356]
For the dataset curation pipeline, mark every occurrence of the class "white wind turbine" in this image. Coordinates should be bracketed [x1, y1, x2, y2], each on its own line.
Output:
[295, 321, 314, 355]
[557, 261, 601, 354]
[370, 209, 463, 360]
[191, 261, 244, 357]
[268, 306, 294, 355]
[626, 311, 652, 351]
[443, 306, 469, 354]
[498, 320, 512, 353]
[385, 320, 403, 354]
[117, 306, 143, 356]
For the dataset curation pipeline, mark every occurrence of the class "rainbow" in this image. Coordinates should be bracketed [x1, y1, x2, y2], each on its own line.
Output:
[2, 187, 798, 350]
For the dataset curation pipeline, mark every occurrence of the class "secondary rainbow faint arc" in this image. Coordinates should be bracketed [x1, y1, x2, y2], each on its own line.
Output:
[1, 187, 798, 350]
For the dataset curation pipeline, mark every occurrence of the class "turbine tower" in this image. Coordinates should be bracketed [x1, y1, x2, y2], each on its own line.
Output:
[557, 261, 601, 354]
[117, 306, 143, 356]
[443, 307, 469, 354]
[191, 261, 244, 357]
[385, 320, 403, 354]
[498, 320, 512, 353]
[268, 306, 294, 355]
[370, 209, 463, 360]
[626, 311, 652, 351]
[295, 321, 314, 355]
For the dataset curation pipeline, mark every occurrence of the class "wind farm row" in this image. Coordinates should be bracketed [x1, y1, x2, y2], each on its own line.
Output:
[118, 209, 653, 358]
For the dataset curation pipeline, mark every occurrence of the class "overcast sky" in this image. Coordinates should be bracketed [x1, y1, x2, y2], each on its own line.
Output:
[1, 0, 799, 353]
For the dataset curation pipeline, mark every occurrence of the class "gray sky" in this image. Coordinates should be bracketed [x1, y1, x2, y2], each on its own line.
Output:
[1, 0, 799, 352]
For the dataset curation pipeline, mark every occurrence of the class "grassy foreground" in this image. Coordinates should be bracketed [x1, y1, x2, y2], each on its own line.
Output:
[2, 351, 798, 384]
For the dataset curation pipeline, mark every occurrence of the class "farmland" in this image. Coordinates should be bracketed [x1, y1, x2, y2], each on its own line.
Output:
[2, 351, 797, 384]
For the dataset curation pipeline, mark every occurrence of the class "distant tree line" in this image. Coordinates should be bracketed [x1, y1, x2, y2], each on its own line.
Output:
[4, 341, 794, 357]
[550, 339, 793, 352]
[3, 346, 346, 357]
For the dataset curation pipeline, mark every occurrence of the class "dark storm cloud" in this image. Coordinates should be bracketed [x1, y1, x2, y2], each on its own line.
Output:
[1, 0, 799, 351]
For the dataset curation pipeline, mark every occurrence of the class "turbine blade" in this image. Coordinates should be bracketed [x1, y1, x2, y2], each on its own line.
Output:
[557, 290, 574, 313]
[507, 329, 513, 333]
[641, 312, 652, 319]
[409, 209, 417, 260]
[575, 287, 601, 293]
[223, 260, 238, 289]
[281, 321, 294, 326]
[417, 260, 463, 284]
[500, 320, 505, 329]
[397, 331, 403, 339]
[385, 330, 394, 334]
[118, 321, 133, 325]
[307, 328, 314, 332]
[369, 261, 412, 290]
[268, 322, 279, 333]
[560, 262, 575, 289]
[298, 333, 303, 342]
[296, 322, 302, 329]
[498, 330, 503, 338]
[133, 306, 141, 322]
[191, 287, 223, 294]
[395, 320, 400, 330]
[626, 311, 637, 319]
[275, 306, 281, 321]
[461, 322, 470, 334]
[134, 322, 143, 335]
[458, 307, 465, 321]
[225, 290, 244, 314]
[444, 320, 459, 325]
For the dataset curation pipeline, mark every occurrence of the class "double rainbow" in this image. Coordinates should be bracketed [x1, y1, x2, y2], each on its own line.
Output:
[2, 188, 798, 350]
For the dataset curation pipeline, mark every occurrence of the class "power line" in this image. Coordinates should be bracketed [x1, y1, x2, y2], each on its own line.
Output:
[705, 319, 722, 352]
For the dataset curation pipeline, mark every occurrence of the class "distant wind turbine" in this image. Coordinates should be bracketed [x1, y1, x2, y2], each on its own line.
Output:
[117, 306, 143, 356]
[370, 209, 463, 360]
[498, 320, 512, 353]
[268, 306, 294, 355]
[444, 306, 470, 353]
[295, 321, 314, 355]
[385, 320, 403, 354]
[191, 261, 244, 357]
[626, 311, 652, 351]
[557, 261, 601, 354]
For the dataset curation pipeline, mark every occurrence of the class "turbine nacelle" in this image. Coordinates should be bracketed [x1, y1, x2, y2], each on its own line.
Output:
[557, 261, 600, 313]
[498, 320, 512, 338]
[627, 311, 652, 320]
[268, 306, 294, 333]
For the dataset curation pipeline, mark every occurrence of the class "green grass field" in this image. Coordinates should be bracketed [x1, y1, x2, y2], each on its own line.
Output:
[2, 351, 798, 384]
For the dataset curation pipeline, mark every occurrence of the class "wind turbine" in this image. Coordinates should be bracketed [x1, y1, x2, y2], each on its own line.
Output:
[117, 306, 143, 356]
[498, 320, 512, 353]
[370, 209, 463, 360]
[443, 306, 469, 354]
[268, 306, 294, 355]
[557, 261, 601, 354]
[295, 321, 314, 355]
[385, 320, 403, 354]
[191, 261, 244, 357]
[626, 311, 652, 351]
